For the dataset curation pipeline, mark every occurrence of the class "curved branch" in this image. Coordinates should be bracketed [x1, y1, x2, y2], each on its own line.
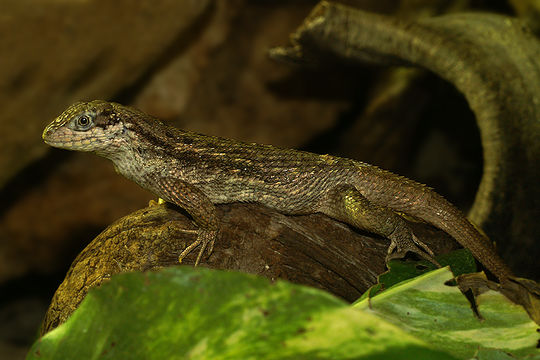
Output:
[270, 2, 540, 276]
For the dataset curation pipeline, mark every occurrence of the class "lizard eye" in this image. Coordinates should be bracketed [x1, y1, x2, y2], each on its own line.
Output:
[74, 114, 94, 131]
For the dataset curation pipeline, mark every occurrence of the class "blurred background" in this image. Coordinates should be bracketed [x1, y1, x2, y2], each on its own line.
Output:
[1, 0, 538, 358]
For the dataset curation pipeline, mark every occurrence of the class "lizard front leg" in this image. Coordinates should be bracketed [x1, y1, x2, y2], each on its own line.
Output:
[157, 177, 219, 266]
[317, 184, 438, 265]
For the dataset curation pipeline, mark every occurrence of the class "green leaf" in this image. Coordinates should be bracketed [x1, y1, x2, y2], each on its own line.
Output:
[28, 267, 455, 360]
[354, 267, 539, 359]
[356, 249, 477, 303]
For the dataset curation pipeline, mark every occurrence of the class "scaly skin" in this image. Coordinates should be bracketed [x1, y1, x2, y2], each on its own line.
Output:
[42, 100, 513, 280]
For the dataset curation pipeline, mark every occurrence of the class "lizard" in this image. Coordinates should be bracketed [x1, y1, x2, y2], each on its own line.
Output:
[42, 100, 513, 282]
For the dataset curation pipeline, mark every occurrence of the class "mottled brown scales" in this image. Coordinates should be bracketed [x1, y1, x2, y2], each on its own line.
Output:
[43, 100, 513, 280]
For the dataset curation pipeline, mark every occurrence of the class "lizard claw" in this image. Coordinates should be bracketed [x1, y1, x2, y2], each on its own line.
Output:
[178, 229, 218, 266]
[386, 231, 440, 267]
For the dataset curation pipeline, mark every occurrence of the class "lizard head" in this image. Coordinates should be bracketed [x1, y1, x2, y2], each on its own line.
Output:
[43, 100, 130, 157]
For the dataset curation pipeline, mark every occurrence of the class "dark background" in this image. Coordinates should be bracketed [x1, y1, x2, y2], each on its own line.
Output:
[0, 0, 537, 358]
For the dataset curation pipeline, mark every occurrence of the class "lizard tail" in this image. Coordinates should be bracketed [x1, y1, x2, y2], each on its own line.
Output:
[416, 193, 514, 281]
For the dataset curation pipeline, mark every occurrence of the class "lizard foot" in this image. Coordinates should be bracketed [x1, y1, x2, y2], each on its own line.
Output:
[386, 231, 440, 267]
[178, 229, 218, 266]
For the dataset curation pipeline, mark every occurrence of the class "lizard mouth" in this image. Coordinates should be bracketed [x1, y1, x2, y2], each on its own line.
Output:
[42, 124, 58, 142]
[42, 128, 96, 151]
[42, 127, 72, 149]
[42, 137, 68, 149]
[42, 128, 60, 147]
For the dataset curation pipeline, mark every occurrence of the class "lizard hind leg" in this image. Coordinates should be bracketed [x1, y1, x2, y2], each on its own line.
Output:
[317, 184, 439, 267]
